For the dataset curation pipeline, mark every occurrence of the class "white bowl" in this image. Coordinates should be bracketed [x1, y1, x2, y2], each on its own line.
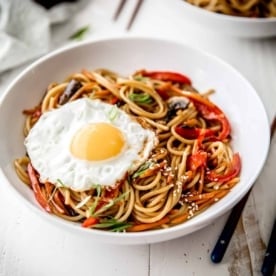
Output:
[171, 0, 276, 38]
[0, 37, 270, 244]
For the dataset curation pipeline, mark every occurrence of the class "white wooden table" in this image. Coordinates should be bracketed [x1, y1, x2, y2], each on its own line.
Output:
[0, 1, 275, 275]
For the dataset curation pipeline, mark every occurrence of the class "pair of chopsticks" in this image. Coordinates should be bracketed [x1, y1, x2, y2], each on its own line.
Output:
[211, 116, 276, 274]
[113, 0, 144, 30]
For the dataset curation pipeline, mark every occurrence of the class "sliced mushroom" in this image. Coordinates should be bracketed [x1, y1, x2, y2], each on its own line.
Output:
[59, 79, 82, 105]
[166, 96, 190, 122]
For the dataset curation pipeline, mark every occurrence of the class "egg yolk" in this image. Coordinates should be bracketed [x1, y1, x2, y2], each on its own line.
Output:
[70, 123, 125, 161]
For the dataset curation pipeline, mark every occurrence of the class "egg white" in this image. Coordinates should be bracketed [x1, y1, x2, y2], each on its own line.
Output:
[25, 98, 157, 191]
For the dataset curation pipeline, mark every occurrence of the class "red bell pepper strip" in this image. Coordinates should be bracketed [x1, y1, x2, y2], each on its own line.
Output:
[102, 176, 125, 199]
[82, 217, 98, 228]
[175, 126, 215, 140]
[193, 101, 230, 141]
[140, 70, 192, 85]
[187, 150, 208, 171]
[27, 163, 51, 213]
[155, 87, 171, 100]
[176, 126, 212, 171]
[206, 153, 241, 183]
[172, 89, 231, 141]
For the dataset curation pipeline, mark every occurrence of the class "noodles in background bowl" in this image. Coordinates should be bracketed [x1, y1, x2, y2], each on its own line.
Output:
[14, 69, 241, 232]
[185, 0, 276, 17]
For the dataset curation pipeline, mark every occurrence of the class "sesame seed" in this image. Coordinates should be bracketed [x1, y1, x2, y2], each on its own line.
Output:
[181, 175, 188, 181]
[189, 210, 194, 216]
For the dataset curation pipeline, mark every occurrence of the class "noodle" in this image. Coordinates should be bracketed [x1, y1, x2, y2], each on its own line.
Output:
[14, 68, 241, 232]
[185, 0, 276, 17]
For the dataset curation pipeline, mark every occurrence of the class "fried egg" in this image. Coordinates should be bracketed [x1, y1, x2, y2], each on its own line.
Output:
[25, 98, 157, 191]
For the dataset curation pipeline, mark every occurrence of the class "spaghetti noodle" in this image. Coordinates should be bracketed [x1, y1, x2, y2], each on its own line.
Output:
[14, 69, 241, 232]
[185, 0, 276, 17]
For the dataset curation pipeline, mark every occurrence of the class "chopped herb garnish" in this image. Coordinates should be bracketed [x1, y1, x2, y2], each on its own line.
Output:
[56, 178, 65, 187]
[48, 179, 66, 202]
[93, 218, 131, 232]
[111, 224, 131, 232]
[75, 195, 91, 209]
[69, 26, 90, 40]
[88, 185, 102, 216]
[132, 161, 155, 179]
[129, 92, 153, 104]
[107, 105, 119, 122]
[133, 75, 149, 82]
[94, 191, 130, 216]
[48, 186, 58, 202]
[127, 173, 132, 184]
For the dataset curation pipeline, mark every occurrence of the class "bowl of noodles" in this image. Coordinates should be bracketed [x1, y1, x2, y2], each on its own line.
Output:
[0, 37, 270, 244]
[172, 0, 276, 38]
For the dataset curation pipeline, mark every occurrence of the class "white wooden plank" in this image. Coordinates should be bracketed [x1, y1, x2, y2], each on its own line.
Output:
[0, 185, 149, 276]
[150, 215, 232, 276]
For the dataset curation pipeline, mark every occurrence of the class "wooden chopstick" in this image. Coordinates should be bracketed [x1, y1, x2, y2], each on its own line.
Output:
[270, 116, 276, 140]
[261, 219, 276, 276]
[126, 0, 144, 30]
[113, 0, 127, 21]
[113, 0, 144, 30]
[211, 116, 276, 264]
[210, 190, 250, 263]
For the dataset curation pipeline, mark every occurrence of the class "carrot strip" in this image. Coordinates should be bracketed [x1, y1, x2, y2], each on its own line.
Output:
[197, 167, 204, 194]
[44, 181, 54, 196]
[170, 213, 189, 225]
[52, 192, 67, 214]
[139, 160, 167, 178]
[168, 209, 179, 216]
[27, 163, 51, 213]
[195, 198, 212, 205]
[187, 191, 219, 202]
[197, 200, 214, 211]
[82, 217, 98, 228]
[44, 182, 65, 213]
[197, 190, 229, 210]
[214, 190, 229, 199]
[82, 69, 95, 81]
[127, 217, 170, 232]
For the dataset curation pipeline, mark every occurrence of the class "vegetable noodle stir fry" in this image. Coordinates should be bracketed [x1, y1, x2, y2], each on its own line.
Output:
[15, 69, 241, 232]
[186, 0, 276, 17]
